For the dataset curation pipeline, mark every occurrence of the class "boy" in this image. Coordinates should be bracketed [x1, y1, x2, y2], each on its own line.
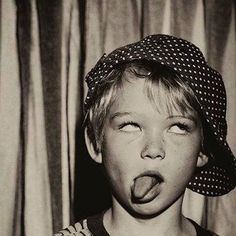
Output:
[56, 35, 236, 236]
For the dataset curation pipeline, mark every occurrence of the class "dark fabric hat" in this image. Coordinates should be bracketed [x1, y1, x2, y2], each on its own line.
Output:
[84, 34, 236, 196]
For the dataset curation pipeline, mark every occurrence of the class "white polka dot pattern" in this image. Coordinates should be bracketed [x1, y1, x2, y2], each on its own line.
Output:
[84, 34, 236, 196]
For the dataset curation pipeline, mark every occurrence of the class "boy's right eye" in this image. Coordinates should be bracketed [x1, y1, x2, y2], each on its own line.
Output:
[119, 122, 141, 132]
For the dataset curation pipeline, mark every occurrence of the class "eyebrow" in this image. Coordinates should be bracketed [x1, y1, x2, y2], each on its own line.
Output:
[167, 115, 198, 124]
[110, 112, 133, 120]
[109, 112, 199, 125]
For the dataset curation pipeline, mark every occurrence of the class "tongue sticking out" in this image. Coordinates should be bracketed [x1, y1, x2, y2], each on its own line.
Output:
[132, 175, 161, 202]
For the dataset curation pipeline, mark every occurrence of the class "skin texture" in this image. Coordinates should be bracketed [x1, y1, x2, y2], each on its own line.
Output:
[85, 77, 207, 235]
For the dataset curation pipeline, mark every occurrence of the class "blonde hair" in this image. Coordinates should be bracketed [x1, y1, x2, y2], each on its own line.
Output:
[85, 61, 201, 153]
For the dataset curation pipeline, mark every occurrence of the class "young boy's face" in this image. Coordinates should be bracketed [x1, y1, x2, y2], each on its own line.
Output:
[98, 77, 203, 217]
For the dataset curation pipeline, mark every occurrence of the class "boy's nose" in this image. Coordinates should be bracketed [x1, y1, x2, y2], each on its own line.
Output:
[141, 134, 165, 160]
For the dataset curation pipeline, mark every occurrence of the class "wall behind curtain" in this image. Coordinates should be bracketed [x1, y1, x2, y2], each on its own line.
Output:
[0, 0, 235, 235]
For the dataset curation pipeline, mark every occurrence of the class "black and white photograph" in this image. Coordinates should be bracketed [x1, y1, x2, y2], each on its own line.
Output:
[0, 1, 236, 235]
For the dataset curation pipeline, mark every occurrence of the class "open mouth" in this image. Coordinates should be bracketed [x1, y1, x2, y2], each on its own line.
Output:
[131, 171, 164, 203]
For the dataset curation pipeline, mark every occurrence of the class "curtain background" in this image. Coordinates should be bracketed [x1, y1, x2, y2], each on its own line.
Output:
[0, 0, 235, 235]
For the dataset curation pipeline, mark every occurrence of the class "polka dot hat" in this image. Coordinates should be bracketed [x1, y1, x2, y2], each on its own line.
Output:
[84, 34, 236, 196]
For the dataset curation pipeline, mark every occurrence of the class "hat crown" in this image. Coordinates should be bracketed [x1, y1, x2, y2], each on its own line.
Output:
[85, 34, 227, 139]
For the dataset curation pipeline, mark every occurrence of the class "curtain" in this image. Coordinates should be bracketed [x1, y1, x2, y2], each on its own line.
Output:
[0, 0, 235, 235]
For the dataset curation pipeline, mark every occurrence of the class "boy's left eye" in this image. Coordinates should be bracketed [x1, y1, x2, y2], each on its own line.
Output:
[168, 123, 190, 135]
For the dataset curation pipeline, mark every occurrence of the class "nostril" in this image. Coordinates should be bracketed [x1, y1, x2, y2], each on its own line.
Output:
[146, 154, 165, 160]
[156, 154, 165, 160]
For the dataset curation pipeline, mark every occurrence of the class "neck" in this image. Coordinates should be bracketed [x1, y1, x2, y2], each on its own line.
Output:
[103, 195, 195, 236]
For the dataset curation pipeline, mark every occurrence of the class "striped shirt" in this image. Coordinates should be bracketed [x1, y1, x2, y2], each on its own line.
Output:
[55, 213, 219, 236]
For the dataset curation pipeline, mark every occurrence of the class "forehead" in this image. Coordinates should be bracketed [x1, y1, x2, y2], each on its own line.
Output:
[108, 76, 199, 120]
[110, 78, 148, 113]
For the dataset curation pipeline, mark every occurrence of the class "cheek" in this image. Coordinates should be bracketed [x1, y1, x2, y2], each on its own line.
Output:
[102, 129, 138, 168]
[163, 153, 199, 194]
[167, 132, 201, 156]
[101, 135, 140, 196]
[165, 137, 201, 175]
[101, 141, 129, 182]
[101, 149, 133, 200]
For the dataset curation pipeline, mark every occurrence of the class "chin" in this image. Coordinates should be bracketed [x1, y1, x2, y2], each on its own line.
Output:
[131, 207, 162, 219]
[125, 200, 165, 219]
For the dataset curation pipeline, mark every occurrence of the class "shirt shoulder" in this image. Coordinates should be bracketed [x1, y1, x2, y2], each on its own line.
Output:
[54, 211, 107, 236]
[54, 219, 92, 236]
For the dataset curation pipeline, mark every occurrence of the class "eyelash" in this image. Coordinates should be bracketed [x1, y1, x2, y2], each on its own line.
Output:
[119, 121, 140, 129]
[171, 122, 191, 132]
[118, 121, 191, 133]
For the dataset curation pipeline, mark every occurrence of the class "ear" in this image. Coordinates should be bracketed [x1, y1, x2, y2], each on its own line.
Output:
[197, 152, 209, 167]
[84, 127, 102, 164]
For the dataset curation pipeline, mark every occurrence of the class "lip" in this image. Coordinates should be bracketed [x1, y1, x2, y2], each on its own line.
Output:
[133, 170, 164, 183]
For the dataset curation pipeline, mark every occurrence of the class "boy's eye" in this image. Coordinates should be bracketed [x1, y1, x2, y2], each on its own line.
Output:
[119, 122, 141, 132]
[168, 123, 190, 135]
